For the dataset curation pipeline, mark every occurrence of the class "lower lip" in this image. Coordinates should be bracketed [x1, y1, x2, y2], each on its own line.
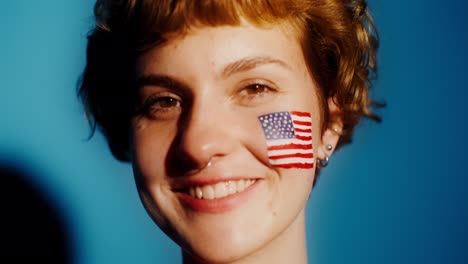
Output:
[177, 180, 261, 214]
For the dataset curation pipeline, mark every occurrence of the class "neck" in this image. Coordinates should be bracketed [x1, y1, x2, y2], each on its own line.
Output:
[182, 210, 308, 264]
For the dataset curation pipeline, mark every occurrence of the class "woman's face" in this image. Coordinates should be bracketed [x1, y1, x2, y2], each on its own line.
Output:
[131, 22, 334, 262]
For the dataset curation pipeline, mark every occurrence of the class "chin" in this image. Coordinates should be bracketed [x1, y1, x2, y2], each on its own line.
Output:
[180, 232, 265, 264]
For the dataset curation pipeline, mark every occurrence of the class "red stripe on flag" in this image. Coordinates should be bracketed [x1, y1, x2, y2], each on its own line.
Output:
[294, 128, 312, 133]
[293, 120, 312, 126]
[273, 163, 314, 169]
[267, 143, 313, 151]
[290, 111, 311, 117]
[268, 153, 314, 160]
[295, 135, 312, 141]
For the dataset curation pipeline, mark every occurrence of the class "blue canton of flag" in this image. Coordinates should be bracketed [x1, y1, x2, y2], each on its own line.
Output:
[261, 112, 295, 140]
[258, 111, 314, 169]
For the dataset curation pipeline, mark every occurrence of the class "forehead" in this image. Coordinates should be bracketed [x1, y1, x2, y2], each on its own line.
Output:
[137, 23, 305, 77]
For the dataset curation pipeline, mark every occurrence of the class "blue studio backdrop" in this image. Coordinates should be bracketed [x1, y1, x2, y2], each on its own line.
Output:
[1, 0, 467, 263]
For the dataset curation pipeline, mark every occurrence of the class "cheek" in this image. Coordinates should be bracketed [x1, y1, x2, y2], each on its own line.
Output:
[257, 111, 315, 170]
[131, 121, 175, 181]
[131, 124, 180, 229]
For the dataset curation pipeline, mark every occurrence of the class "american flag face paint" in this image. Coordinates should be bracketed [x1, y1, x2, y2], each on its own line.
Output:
[258, 111, 314, 169]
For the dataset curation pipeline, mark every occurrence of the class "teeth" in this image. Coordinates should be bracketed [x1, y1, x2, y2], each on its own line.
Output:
[202, 185, 215, 199]
[237, 180, 245, 192]
[196, 186, 203, 199]
[227, 181, 236, 195]
[214, 182, 227, 199]
[187, 179, 256, 200]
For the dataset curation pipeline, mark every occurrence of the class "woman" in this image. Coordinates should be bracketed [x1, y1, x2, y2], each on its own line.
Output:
[79, 0, 380, 263]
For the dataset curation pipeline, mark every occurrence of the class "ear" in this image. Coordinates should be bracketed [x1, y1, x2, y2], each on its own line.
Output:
[317, 98, 343, 160]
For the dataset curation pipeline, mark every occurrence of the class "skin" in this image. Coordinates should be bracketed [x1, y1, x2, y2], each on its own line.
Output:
[130, 22, 340, 264]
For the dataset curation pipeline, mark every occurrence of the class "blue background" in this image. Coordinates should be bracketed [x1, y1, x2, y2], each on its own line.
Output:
[1, 0, 467, 263]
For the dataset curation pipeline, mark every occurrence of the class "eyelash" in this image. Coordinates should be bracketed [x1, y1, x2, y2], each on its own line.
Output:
[140, 93, 182, 119]
[237, 81, 278, 105]
[136, 81, 277, 118]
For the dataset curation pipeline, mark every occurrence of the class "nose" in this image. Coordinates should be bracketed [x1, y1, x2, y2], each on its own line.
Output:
[168, 98, 235, 175]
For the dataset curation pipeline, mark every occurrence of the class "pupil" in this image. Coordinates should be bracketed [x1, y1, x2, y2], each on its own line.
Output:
[161, 97, 175, 107]
[251, 84, 263, 93]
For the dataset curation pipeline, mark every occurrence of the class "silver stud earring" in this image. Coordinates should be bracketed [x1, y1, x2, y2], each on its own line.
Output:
[317, 155, 329, 168]
[317, 144, 332, 168]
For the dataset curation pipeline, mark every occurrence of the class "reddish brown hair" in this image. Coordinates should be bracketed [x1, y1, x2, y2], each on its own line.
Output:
[79, 0, 380, 161]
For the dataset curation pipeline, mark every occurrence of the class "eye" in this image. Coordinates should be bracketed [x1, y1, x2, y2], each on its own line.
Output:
[241, 83, 271, 95]
[237, 82, 278, 106]
[140, 93, 182, 120]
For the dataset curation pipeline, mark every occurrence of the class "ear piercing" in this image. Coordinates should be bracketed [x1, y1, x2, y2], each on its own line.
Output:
[317, 155, 329, 168]
[317, 144, 333, 168]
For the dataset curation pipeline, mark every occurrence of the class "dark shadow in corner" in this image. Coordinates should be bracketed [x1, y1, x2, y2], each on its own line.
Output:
[0, 164, 73, 263]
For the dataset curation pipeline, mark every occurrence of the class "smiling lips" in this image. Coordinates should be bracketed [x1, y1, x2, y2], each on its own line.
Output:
[187, 179, 257, 199]
[177, 178, 259, 213]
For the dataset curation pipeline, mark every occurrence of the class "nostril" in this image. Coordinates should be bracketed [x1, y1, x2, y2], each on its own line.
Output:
[164, 141, 219, 178]
[165, 152, 201, 178]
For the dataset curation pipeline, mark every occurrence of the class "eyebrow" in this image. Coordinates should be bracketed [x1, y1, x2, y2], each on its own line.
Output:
[135, 56, 291, 90]
[221, 56, 291, 79]
[135, 74, 190, 94]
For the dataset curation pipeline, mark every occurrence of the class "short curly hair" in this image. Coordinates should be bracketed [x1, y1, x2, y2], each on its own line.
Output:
[79, 0, 380, 161]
